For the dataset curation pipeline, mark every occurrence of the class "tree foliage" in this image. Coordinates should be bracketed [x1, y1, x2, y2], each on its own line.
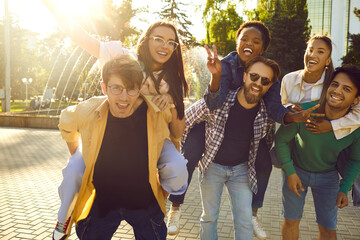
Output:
[0, 15, 48, 101]
[203, 0, 244, 56]
[157, 0, 194, 45]
[354, 7, 360, 21]
[248, 0, 311, 78]
[341, 8, 360, 68]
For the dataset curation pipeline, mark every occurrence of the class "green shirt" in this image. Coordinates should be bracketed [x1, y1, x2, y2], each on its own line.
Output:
[275, 101, 360, 193]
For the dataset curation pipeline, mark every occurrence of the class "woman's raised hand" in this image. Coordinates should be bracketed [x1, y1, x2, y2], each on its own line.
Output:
[204, 45, 222, 76]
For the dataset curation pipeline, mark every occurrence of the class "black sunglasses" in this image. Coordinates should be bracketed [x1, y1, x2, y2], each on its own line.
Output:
[248, 73, 272, 86]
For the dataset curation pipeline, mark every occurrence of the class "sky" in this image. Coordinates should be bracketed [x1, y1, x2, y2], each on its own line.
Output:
[0, 0, 209, 40]
[1, 0, 258, 41]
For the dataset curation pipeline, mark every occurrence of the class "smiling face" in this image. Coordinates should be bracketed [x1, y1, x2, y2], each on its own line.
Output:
[243, 62, 274, 104]
[326, 72, 359, 111]
[101, 75, 142, 118]
[237, 27, 264, 65]
[148, 26, 177, 71]
[304, 39, 331, 73]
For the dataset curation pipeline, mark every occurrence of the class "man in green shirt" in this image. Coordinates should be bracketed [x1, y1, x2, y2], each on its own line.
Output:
[275, 65, 360, 240]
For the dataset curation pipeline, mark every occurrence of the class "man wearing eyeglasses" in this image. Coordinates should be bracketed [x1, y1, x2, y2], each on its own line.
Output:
[182, 56, 281, 239]
[57, 54, 181, 239]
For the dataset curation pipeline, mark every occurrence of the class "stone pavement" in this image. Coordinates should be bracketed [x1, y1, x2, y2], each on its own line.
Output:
[0, 127, 359, 240]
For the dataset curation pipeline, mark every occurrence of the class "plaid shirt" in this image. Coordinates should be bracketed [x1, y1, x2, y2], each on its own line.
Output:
[181, 88, 275, 193]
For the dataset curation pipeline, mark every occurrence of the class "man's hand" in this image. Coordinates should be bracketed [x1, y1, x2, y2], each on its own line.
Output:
[152, 94, 171, 111]
[284, 104, 325, 123]
[335, 192, 348, 208]
[287, 173, 304, 197]
[287, 104, 304, 112]
[305, 118, 333, 134]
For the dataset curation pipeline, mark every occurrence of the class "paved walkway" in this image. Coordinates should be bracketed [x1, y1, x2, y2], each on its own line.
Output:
[0, 127, 359, 240]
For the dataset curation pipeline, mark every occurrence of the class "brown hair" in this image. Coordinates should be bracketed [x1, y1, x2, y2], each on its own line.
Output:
[136, 21, 188, 119]
[102, 54, 143, 89]
[245, 56, 280, 83]
[308, 36, 334, 105]
[236, 21, 271, 52]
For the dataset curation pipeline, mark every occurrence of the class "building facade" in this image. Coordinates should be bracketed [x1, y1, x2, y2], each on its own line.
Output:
[307, 0, 360, 66]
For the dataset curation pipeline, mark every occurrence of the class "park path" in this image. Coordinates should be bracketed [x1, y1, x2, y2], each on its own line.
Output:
[0, 127, 359, 239]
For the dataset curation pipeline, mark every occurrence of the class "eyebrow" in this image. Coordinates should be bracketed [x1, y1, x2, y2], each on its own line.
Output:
[332, 80, 353, 90]
[154, 35, 176, 41]
[241, 35, 262, 40]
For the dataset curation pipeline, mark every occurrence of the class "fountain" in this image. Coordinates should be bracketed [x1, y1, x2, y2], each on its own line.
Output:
[0, 43, 211, 129]
[0, 45, 102, 129]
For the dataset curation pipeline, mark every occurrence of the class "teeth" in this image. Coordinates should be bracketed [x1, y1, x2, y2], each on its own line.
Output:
[244, 48, 253, 53]
[331, 95, 342, 101]
[308, 60, 317, 64]
[158, 51, 167, 56]
[252, 86, 260, 91]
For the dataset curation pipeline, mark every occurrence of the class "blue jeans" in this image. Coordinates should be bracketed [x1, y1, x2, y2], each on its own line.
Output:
[199, 162, 253, 240]
[282, 166, 339, 230]
[76, 199, 167, 240]
[169, 122, 205, 205]
[170, 122, 271, 210]
[253, 138, 272, 209]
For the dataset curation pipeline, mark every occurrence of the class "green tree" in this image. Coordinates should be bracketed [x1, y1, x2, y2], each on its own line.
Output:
[341, 8, 360, 67]
[203, 0, 244, 56]
[354, 7, 360, 20]
[248, 0, 311, 78]
[157, 0, 194, 45]
[0, 15, 48, 102]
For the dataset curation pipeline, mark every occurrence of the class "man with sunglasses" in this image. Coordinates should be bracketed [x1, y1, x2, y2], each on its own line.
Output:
[182, 56, 280, 239]
[56, 54, 187, 239]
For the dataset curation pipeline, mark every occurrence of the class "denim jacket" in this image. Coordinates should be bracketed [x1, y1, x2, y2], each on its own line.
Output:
[204, 51, 289, 124]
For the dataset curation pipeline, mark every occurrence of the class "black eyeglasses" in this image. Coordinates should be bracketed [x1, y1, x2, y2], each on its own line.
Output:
[248, 73, 272, 86]
[107, 85, 139, 96]
[151, 36, 179, 50]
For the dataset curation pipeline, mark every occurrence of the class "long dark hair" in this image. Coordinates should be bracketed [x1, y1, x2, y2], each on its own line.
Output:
[308, 36, 334, 113]
[136, 21, 188, 119]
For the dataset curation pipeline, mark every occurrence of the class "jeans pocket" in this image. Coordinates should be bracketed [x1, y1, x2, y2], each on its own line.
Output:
[150, 210, 166, 240]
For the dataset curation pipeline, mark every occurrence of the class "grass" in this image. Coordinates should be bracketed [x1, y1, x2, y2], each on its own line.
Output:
[0, 100, 79, 113]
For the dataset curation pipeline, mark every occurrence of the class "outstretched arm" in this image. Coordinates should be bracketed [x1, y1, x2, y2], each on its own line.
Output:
[41, 0, 100, 58]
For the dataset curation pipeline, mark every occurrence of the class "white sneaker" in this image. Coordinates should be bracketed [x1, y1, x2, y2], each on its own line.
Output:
[252, 216, 267, 240]
[166, 207, 181, 235]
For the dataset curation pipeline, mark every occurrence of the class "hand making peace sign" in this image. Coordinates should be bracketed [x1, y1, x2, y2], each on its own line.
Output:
[204, 45, 222, 76]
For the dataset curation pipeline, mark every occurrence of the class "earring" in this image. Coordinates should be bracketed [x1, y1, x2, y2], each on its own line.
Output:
[325, 65, 328, 70]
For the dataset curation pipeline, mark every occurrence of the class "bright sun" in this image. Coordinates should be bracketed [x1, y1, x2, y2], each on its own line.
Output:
[54, 0, 104, 17]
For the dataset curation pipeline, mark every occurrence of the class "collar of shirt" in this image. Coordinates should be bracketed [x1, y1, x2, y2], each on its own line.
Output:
[297, 69, 326, 87]
[190, 87, 272, 194]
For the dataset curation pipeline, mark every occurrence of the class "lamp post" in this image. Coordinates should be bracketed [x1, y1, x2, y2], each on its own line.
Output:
[22, 78, 32, 106]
